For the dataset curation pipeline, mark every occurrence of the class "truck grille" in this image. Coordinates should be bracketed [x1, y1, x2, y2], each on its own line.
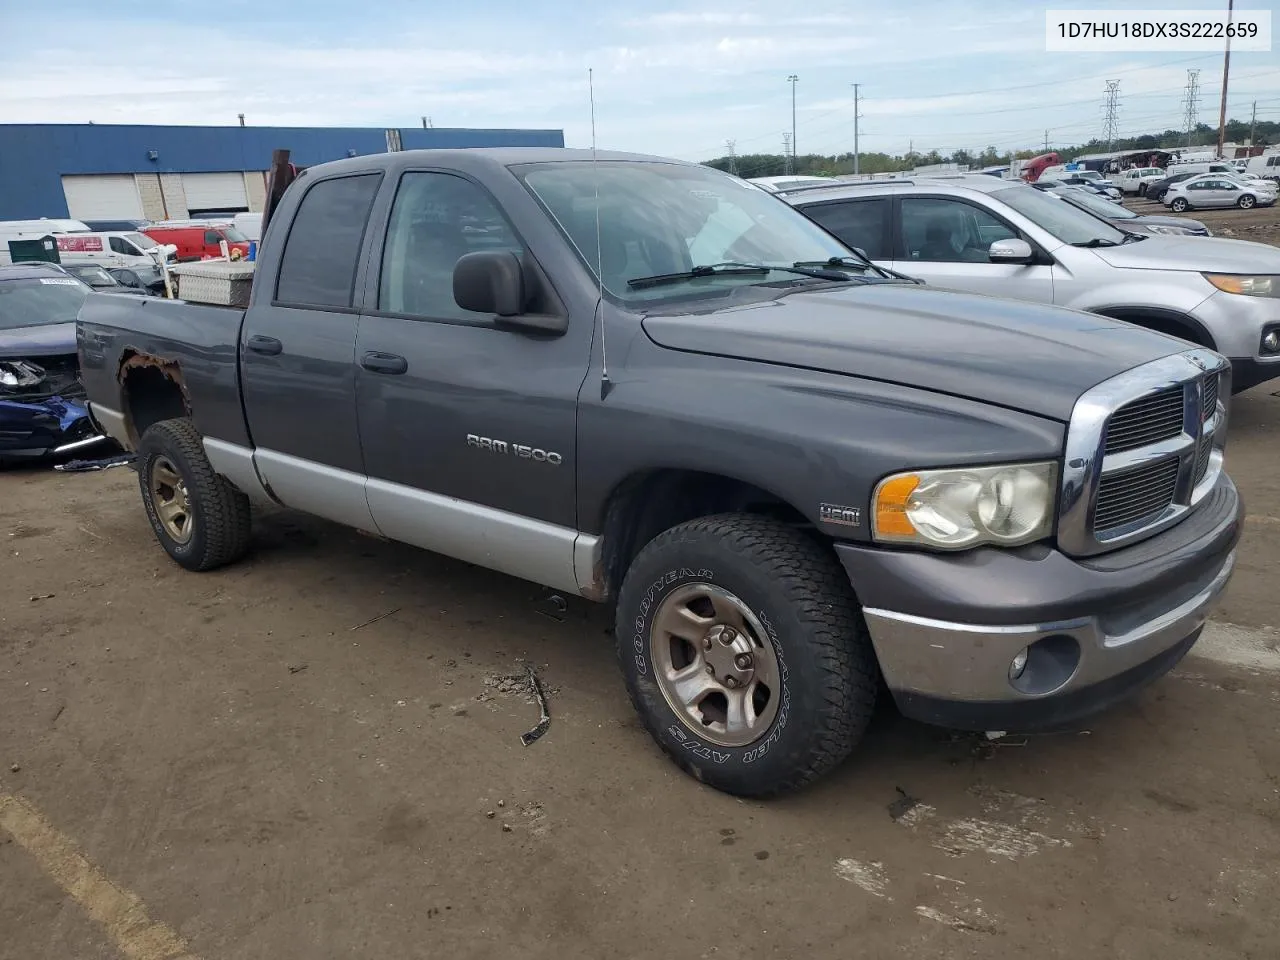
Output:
[1059, 350, 1230, 556]
[1094, 459, 1180, 530]
[1103, 387, 1183, 454]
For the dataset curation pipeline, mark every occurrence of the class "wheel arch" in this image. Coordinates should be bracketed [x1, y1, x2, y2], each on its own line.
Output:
[1091, 306, 1216, 350]
[596, 469, 811, 601]
[117, 350, 190, 447]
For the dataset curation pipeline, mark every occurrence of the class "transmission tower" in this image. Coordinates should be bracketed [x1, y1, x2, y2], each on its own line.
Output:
[1101, 80, 1121, 151]
[725, 139, 738, 176]
[1182, 69, 1202, 149]
[782, 132, 793, 175]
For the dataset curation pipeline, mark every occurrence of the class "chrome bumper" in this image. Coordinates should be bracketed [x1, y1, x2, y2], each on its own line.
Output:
[862, 549, 1234, 704]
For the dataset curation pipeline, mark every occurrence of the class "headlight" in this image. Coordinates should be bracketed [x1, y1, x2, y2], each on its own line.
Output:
[1204, 274, 1280, 298]
[873, 462, 1057, 549]
[1145, 224, 1194, 236]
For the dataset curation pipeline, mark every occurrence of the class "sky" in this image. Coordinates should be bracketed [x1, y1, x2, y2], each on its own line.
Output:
[1, 0, 1277, 164]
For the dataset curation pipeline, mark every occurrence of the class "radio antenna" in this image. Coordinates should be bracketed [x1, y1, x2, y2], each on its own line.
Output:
[589, 67, 612, 399]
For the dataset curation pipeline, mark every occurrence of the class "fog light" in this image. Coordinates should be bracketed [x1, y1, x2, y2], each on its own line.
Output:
[1263, 330, 1280, 353]
[1009, 647, 1029, 680]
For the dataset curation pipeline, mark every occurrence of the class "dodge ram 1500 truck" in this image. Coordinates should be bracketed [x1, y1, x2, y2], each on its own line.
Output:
[78, 148, 1242, 797]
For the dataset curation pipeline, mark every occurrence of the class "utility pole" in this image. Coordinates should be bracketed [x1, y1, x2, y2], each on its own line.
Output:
[782, 132, 793, 175]
[422, 116, 433, 129]
[725, 139, 738, 176]
[851, 82, 862, 175]
[237, 113, 245, 127]
[1250, 100, 1258, 145]
[1217, 0, 1234, 158]
[1044, 130, 1050, 153]
[787, 75, 799, 165]
[1183, 69, 1202, 148]
[1102, 80, 1121, 152]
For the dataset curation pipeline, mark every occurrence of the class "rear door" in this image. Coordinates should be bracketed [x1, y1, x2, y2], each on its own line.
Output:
[891, 195, 1054, 303]
[239, 171, 383, 529]
[795, 196, 893, 270]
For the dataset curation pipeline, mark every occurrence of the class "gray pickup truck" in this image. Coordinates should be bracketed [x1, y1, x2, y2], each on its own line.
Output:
[78, 148, 1242, 797]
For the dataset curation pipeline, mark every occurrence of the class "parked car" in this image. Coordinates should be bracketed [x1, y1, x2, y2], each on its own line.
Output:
[747, 175, 841, 193]
[79, 148, 1239, 797]
[1163, 174, 1278, 211]
[1115, 167, 1167, 196]
[232, 212, 263, 242]
[1165, 160, 1236, 178]
[141, 222, 251, 262]
[0, 263, 110, 460]
[0, 227, 172, 269]
[60, 262, 143, 295]
[107, 264, 167, 296]
[1241, 152, 1280, 182]
[782, 173, 1280, 391]
[1035, 182, 1211, 236]
[1144, 171, 1200, 203]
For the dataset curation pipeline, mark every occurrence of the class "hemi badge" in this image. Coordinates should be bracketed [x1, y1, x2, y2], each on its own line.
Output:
[820, 503, 862, 527]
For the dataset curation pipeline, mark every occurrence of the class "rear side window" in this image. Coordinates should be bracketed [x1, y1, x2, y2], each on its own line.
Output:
[801, 198, 891, 259]
[276, 174, 382, 308]
[203, 230, 221, 244]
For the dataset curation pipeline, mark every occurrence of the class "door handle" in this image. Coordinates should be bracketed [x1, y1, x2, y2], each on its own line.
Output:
[247, 335, 283, 356]
[361, 351, 408, 375]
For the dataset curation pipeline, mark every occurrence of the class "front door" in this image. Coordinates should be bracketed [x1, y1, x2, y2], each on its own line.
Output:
[240, 171, 383, 528]
[891, 196, 1055, 303]
[354, 169, 588, 588]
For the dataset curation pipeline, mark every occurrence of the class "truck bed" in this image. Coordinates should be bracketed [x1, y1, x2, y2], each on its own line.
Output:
[77, 292, 252, 448]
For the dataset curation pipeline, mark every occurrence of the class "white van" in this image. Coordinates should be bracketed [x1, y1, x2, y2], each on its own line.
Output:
[1166, 160, 1234, 177]
[0, 228, 173, 268]
[0, 218, 91, 236]
[232, 212, 263, 242]
[1244, 153, 1280, 182]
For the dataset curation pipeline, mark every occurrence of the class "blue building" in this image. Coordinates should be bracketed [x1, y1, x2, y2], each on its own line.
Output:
[0, 123, 565, 221]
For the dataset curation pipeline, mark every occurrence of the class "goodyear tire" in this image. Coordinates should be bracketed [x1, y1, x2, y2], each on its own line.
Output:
[137, 418, 252, 571]
[614, 514, 878, 797]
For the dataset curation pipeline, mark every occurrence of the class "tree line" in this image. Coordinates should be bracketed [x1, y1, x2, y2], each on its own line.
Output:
[706, 117, 1279, 179]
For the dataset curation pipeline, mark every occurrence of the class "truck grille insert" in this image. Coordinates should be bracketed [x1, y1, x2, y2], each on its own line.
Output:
[1094, 458, 1181, 532]
[1194, 435, 1214, 484]
[1202, 371, 1219, 419]
[1103, 387, 1184, 454]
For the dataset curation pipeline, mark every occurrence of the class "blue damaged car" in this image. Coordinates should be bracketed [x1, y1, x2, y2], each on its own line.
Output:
[0, 263, 111, 461]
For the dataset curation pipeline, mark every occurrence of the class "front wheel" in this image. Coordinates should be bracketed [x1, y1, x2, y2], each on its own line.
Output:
[138, 418, 252, 571]
[614, 514, 879, 797]
[1170, 197, 1189, 212]
[1238, 194, 1256, 209]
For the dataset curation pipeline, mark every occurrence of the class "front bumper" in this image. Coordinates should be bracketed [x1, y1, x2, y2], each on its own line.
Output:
[1190, 290, 1280, 388]
[0, 396, 108, 461]
[836, 473, 1241, 731]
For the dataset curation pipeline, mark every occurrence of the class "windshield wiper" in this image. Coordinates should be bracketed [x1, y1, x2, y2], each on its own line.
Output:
[1070, 238, 1121, 248]
[627, 261, 849, 290]
[796, 256, 920, 283]
[1119, 231, 1147, 244]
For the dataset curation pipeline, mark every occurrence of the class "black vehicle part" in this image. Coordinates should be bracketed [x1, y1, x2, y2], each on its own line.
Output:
[1094, 307, 1215, 351]
[137, 418, 252, 571]
[613, 514, 878, 797]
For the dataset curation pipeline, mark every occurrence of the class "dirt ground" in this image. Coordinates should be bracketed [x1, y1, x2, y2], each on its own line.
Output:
[3, 216, 1280, 958]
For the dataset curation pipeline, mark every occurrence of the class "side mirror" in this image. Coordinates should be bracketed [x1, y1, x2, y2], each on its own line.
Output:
[989, 238, 1035, 265]
[454, 250, 526, 316]
[453, 250, 567, 334]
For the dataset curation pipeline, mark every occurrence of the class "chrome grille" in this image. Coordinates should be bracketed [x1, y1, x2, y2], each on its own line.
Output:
[1058, 349, 1230, 556]
[1094, 459, 1180, 531]
[1103, 387, 1184, 454]
[1202, 371, 1218, 419]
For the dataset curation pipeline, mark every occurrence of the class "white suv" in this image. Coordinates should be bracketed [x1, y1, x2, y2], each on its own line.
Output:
[780, 175, 1280, 392]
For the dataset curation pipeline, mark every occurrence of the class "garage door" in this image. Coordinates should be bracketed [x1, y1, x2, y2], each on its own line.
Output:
[61, 175, 145, 220]
[181, 173, 248, 213]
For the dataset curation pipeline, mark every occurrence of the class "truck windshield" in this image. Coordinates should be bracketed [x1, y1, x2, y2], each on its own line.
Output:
[0, 278, 90, 330]
[994, 184, 1129, 246]
[519, 161, 856, 304]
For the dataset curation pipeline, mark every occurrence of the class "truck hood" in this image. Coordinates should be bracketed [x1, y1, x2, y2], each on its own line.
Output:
[1090, 235, 1280, 273]
[641, 284, 1186, 422]
[0, 322, 77, 359]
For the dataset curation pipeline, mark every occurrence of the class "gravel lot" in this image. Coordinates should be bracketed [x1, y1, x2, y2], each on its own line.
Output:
[3, 212, 1279, 958]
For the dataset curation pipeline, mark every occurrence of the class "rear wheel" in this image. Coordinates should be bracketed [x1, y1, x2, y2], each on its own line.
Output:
[1171, 197, 1189, 212]
[137, 418, 252, 571]
[614, 514, 878, 797]
[1238, 194, 1256, 209]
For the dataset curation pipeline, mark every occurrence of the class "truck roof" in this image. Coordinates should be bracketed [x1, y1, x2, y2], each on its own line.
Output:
[299, 147, 694, 179]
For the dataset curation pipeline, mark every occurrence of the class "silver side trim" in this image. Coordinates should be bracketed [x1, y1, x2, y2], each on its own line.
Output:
[204, 438, 276, 504]
[254, 449, 378, 532]
[574, 533, 606, 600]
[88, 403, 130, 449]
[365, 476, 589, 597]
